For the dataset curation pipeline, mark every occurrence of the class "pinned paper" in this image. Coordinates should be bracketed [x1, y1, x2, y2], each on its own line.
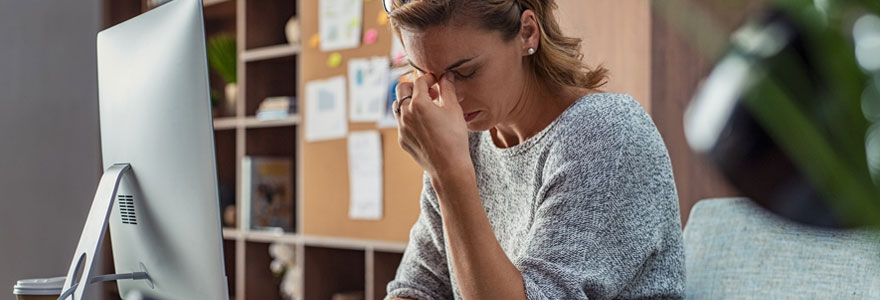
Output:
[377, 11, 389, 25]
[349, 57, 391, 122]
[309, 34, 320, 48]
[327, 52, 343, 68]
[390, 30, 407, 66]
[377, 67, 410, 128]
[319, 0, 363, 51]
[364, 29, 378, 45]
[348, 130, 383, 220]
[305, 76, 348, 142]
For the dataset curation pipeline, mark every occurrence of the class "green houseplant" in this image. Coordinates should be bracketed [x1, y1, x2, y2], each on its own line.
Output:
[207, 33, 237, 115]
[659, 0, 880, 227]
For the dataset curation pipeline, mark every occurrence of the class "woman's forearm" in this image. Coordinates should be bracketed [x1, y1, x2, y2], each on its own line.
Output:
[430, 167, 528, 300]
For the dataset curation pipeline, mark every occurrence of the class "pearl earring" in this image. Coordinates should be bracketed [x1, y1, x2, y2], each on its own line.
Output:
[527, 48, 536, 55]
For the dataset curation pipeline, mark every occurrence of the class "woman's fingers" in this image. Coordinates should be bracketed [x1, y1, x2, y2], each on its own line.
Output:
[412, 74, 438, 106]
[394, 82, 414, 118]
[438, 73, 459, 109]
[428, 86, 439, 102]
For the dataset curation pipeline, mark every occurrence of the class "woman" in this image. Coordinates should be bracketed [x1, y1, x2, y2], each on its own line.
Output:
[386, 0, 685, 299]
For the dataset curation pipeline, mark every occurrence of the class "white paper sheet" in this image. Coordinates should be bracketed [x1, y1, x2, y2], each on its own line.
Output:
[305, 76, 348, 142]
[319, 0, 363, 51]
[349, 57, 390, 122]
[347, 131, 383, 220]
[377, 67, 411, 128]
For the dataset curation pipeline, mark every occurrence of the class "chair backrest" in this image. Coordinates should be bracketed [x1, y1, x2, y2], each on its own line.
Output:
[683, 198, 880, 299]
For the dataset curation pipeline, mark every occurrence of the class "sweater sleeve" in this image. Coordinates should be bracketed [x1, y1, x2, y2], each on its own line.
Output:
[385, 174, 453, 300]
[515, 98, 685, 300]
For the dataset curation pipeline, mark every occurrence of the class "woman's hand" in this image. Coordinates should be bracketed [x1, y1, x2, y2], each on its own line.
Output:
[394, 73, 472, 180]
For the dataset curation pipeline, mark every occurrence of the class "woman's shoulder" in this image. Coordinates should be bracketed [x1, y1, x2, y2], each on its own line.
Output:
[560, 92, 649, 133]
[549, 92, 667, 162]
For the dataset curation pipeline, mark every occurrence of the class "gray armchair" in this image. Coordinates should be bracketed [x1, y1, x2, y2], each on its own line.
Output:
[683, 198, 880, 299]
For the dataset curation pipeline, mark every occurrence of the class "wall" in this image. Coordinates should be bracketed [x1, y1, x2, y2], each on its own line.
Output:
[556, 0, 652, 111]
[0, 0, 103, 298]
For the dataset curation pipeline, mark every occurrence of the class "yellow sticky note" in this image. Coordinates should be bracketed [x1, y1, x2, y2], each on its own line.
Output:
[327, 52, 342, 68]
[378, 11, 389, 25]
[309, 34, 320, 48]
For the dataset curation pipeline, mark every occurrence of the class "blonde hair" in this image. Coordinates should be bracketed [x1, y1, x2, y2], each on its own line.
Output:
[388, 0, 608, 90]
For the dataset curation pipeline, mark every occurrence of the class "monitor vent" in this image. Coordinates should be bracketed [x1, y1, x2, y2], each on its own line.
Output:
[118, 195, 137, 225]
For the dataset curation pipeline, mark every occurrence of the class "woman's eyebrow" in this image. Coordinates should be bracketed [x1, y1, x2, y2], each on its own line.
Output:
[408, 56, 477, 75]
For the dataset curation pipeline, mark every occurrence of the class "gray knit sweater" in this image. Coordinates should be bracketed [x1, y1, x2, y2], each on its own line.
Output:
[386, 93, 685, 300]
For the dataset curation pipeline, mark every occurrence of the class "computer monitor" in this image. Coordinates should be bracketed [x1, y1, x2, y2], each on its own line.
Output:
[60, 0, 229, 299]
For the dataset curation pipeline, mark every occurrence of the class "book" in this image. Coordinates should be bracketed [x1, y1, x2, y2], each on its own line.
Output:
[241, 156, 295, 232]
[256, 96, 297, 121]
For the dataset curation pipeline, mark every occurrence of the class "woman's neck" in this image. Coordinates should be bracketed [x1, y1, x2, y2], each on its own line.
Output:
[491, 80, 590, 149]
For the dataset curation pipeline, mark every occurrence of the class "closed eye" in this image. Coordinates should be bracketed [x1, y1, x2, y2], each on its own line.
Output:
[452, 70, 476, 80]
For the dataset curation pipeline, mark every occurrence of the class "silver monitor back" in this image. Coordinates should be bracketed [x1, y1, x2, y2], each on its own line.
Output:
[96, 0, 228, 299]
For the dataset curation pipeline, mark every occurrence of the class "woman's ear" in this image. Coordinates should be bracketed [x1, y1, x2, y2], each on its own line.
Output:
[519, 10, 540, 55]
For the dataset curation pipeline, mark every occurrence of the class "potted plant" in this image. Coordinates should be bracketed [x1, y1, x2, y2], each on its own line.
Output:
[207, 33, 237, 116]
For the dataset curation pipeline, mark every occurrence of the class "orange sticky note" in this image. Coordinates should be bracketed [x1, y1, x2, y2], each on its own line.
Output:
[309, 34, 320, 48]
[378, 11, 389, 25]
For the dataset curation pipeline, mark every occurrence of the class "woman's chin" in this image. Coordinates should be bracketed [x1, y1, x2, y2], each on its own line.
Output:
[466, 120, 493, 132]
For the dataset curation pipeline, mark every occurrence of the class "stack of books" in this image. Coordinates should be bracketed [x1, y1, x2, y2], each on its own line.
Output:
[256, 96, 297, 121]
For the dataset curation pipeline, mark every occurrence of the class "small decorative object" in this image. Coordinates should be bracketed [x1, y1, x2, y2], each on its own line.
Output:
[257, 96, 297, 121]
[285, 17, 301, 46]
[207, 34, 238, 116]
[268, 243, 301, 300]
[224, 83, 238, 116]
[223, 204, 237, 227]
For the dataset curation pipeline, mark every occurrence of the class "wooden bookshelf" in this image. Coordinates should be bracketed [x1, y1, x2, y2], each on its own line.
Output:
[104, 1, 415, 300]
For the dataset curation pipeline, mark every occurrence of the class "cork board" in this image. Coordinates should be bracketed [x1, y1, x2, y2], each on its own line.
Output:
[300, 0, 422, 242]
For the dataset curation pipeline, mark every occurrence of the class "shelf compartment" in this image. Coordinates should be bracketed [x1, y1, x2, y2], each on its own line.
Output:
[214, 129, 238, 228]
[371, 251, 404, 300]
[245, 0, 297, 49]
[244, 56, 297, 116]
[245, 241, 285, 300]
[203, 0, 238, 119]
[244, 126, 298, 233]
[223, 239, 238, 298]
[304, 246, 366, 300]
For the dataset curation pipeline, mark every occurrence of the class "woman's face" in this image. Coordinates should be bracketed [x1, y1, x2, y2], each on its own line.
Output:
[400, 23, 525, 132]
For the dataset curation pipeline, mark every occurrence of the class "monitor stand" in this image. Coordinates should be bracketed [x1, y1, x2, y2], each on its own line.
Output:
[59, 163, 153, 300]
